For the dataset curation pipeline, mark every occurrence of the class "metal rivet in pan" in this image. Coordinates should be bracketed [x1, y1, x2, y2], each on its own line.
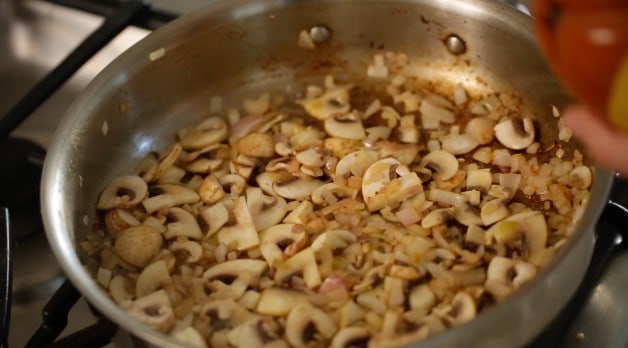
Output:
[444, 34, 467, 55]
[309, 25, 331, 43]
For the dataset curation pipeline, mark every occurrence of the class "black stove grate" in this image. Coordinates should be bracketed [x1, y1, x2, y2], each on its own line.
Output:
[0, 1, 175, 346]
[0, 1, 627, 347]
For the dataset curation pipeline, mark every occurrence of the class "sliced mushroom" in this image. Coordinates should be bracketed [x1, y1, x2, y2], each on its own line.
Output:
[465, 117, 495, 145]
[324, 112, 366, 140]
[182, 143, 229, 174]
[420, 97, 455, 129]
[164, 207, 202, 240]
[330, 327, 371, 348]
[109, 275, 133, 303]
[439, 291, 476, 326]
[134, 153, 158, 182]
[497, 211, 548, 255]
[283, 200, 314, 225]
[323, 137, 363, 158]
[104, 208, 140, 238]
[311, 230, 357, 252]
[115, 225, 163, 267]
[273, 176, 325, 200]
[570, 165, 592, 189]
[204, 259, 266, 279]
[198, 201, 229, 236]
[428, 189, 467, 206]
[122, 289, 174, 332]
[227, 317, 285, 348]
[296, 147, 330, 168]
[152, 143, 182, 181]
[156, 166, 186, 184]
[274, 247, 321, 289]
[217, 196, 260, 250]
[335, 150, 379, 179]
[199, 299, 252, 331]
[486, 256, 536, 288]
[441, 133, 479, 155]
[362, 158, 423, 212]
[311, 183, 357, 206]
[419, 150, 459, 181]
[260, 224, 308, 267]
[170, 240, 203, 263]
[409, 284, 436, 313]
[172, 327, 208, 348]
[494, 117, 535, 150]
[142, 184, 200, 214]
[397, 115, 419, 144]
[237, 133, 275, 158]
[246, 187, 288, 231]
[454, 203, 483, 226]
[285, 304, 337, 347]
[299, 88, 351, 120]
[373, 142, 419, 166]
[179, 117, 229, 150]
[498, 173, 522, 199]
[389, 264, 423, 281]
[220, 173, 247, 196]
[466, 170, 492, 192]
[97, 175, 148, 210]
[257, 287, 309, 316]
[198, 174, 225, 203]
[338, 300, 366, 328]
[480, 199, 509, 226]
[135, 260, 172, 298]
[421, 208, 454, 229]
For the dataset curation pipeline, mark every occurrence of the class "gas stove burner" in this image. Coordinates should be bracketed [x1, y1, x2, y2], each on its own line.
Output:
[0, 137, 45, 240]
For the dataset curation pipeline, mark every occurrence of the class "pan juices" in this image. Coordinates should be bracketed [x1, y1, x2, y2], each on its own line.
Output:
[533, 0, 628, 130]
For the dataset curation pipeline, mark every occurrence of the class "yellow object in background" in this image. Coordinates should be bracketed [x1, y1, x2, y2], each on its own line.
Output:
[609, 55, 628, 130]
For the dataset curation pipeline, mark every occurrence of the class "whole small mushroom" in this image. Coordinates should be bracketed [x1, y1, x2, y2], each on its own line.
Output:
[114, 225, 163, 267]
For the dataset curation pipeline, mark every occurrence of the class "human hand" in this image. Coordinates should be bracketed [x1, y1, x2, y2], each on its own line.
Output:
[564, 106, 628, 176]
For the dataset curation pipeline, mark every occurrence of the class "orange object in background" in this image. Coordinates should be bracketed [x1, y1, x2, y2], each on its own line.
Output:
[533, 0, 628, 129]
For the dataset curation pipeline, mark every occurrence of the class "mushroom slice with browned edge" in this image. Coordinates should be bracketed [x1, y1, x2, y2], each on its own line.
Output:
[142, 184, 200, 214]
[164, 207, 202, 240]
[324, 111, 367, 140]
[122, 289, 174, 332]
[362, 158, 423, 212]
[135, 260, 172, 298]
[198, 299, 253, 332]
[217, 196, 260, 250]
[260, 224, 307, 267]
[488, 211, 548, 256]
[274, 247, 321, 289]
[419, 150, 459, 181]
[178, 116, 229, 150]
[104, 208, 140, 238]
[331, 327, 372, 348]
[198, 201, 229, 236]
[299, 88, 351, 120]
[97, 175, 148, 210]
[494, 117, 535, 150]
[203, 259, 268, 289]
[285, 304, 338, 347]
[247, 187, 288, 231]
[437, 291, 477, 326]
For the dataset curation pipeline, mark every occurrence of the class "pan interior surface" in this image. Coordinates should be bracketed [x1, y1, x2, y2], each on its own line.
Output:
[41, 1, 612, 347]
